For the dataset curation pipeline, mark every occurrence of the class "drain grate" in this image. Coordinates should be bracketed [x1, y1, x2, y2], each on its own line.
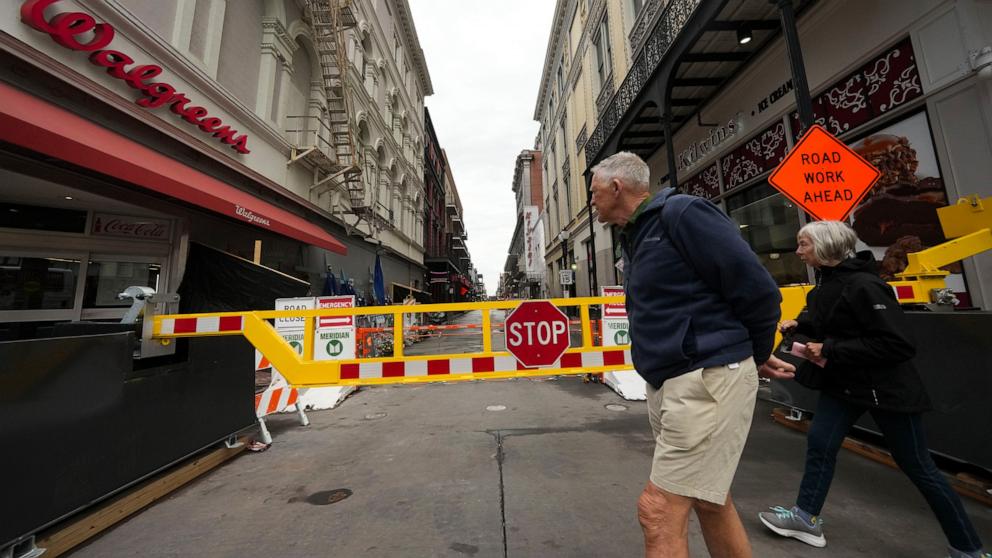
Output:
[605, 404, 628, 411]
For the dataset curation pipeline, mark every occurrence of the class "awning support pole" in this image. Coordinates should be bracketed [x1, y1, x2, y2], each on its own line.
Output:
[584, 171, 599, 297]
[664, 113, 678, 190]
[775, 0, 815, 133]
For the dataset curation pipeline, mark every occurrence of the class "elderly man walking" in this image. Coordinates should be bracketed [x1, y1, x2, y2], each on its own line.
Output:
[589, 151, 794, 557]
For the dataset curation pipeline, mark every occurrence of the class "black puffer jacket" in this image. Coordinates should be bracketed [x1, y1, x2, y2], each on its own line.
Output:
[795, 251, 931, 413]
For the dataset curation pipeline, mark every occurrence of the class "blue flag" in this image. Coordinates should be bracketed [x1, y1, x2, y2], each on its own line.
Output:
[373, 254, 386, 304]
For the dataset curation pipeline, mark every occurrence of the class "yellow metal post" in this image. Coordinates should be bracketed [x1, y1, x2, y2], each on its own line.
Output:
[304, 316, 315, 361]
[393, 310, 404, 357]
[481, 308, 492, 353]
[579, 303, 592, 348]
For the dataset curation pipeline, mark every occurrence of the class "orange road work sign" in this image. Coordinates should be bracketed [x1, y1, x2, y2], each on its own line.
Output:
[768, 124, 881, 221]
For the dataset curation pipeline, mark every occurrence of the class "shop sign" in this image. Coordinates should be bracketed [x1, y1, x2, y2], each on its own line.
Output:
[92, 213, 170, 240]
[677, 115, 741, 171]
[524, 206, 540, 273]
[20, 0, 251, 154]
[768, 125, 881, 221]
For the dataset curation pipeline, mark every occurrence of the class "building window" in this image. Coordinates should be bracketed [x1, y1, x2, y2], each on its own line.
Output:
[594, 17, 612, 93]
[83, 260, 161, 308]
[0, 255, 80, 312]
[726, 182, 807, 286]
[0, 202, 87, 233]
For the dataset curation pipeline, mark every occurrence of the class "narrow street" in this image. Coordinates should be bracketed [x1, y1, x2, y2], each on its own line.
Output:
[68, 316, 992, 558]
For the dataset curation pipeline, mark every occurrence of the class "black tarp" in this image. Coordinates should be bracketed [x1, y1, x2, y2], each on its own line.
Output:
[179, 242, 309, 313]
[0, 333, 255, 548]
[767, 311, 992, 470]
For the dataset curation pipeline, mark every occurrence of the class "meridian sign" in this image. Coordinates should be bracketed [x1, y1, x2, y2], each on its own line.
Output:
[768, 124, 881, 221]
[504, 301, 570, 368]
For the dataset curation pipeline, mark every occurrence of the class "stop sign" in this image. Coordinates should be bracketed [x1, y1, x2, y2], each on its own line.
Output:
[504, 301, 570, 367]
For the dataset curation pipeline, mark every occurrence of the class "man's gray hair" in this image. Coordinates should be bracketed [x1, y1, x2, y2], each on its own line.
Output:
[798, 220, 858, 265]
[591, 151, 649, 190]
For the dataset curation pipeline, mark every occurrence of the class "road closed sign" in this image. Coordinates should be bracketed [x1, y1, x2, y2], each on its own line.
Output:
[768, 124, 881, 221]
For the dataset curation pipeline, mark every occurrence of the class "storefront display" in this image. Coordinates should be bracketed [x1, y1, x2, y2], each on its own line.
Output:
[848, 113, 956, 262]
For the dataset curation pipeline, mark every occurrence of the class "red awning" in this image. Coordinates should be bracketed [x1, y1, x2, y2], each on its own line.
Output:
[0, 82, 347, 255]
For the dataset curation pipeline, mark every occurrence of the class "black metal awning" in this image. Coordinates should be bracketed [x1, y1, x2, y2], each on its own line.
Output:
[585, 0, 815, 176]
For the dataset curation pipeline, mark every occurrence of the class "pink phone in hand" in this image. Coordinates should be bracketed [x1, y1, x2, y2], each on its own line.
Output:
[790, 342, 827, 368]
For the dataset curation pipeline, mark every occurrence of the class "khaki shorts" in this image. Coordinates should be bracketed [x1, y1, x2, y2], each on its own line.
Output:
[646, 358, 758, 505]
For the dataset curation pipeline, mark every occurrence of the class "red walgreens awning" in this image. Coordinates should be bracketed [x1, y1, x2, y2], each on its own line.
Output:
[0, 82, 347, 255]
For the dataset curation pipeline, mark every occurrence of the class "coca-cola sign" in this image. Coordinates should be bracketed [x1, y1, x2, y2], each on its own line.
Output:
[92, 213, 170, 241]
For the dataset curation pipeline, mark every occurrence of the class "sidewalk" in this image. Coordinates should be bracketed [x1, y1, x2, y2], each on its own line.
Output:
[68, 376, 991, 557]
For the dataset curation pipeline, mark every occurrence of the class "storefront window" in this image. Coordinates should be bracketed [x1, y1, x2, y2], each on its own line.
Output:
[0, 202, 87, 233]
[0, 255, 80, 311]
[726, 183, 807, 285]
[83, 260, 161, 308]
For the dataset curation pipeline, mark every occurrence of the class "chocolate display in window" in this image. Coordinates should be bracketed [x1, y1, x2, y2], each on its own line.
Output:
[850, 133, 946, 248]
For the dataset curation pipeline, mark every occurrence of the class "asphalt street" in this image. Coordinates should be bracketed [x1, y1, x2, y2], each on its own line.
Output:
[69, 310, 991, 557]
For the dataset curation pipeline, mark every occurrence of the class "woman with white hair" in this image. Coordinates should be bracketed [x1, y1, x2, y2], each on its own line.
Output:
[758, 221, 988, 558]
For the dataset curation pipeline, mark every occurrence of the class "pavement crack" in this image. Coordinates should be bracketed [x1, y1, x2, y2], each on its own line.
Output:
[488, 430, 509, 558]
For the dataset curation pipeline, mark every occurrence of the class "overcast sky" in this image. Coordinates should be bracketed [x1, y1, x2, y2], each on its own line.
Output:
[408, 0, 557, 296]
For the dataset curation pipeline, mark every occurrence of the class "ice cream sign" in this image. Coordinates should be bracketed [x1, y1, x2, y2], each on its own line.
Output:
[768, 125, 881, 221]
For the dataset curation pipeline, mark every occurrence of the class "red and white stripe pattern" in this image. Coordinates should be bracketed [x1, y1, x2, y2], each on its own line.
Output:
[254, 351, 302, 417]
[339, 349, 632, 380]
[255, 384, 300, 417]
[158, 315, 243, 335]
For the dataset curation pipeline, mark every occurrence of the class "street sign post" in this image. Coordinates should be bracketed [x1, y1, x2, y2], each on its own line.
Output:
[314, 295, 356, 360]
[768, 124, 881, 221]
[599, 286, 645, 400]
[504, 300, 570, 367]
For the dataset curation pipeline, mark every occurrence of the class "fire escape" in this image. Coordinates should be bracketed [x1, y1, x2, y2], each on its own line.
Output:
[287, 0, 387, 237]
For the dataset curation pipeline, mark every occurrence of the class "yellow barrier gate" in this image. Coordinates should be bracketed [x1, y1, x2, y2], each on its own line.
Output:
[150, 288, 813, 388]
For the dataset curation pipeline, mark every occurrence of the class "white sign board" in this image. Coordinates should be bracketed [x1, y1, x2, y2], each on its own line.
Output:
[599, 286, 644, 401]
[316, 295, 355, 328]
[314, 327, 356, 360]
[600, 285, 627, 319]
[275, 297, 315, 331]
[559, 269, 574, 285]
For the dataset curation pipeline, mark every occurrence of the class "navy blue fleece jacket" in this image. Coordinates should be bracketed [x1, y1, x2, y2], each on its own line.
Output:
[620, 188, 781, 389]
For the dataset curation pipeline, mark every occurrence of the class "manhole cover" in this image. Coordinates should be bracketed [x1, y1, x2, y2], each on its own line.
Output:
[306, 488, 352, 506]
[486, 405, 507, 412]
[364, 412, 387, 420]
[605, 404, 628, 411]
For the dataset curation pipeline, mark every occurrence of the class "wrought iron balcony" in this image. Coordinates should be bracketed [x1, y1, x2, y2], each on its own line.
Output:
[585, 0, 701, 163]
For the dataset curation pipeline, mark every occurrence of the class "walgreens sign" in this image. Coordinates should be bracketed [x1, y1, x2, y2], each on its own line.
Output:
[20, 0, 251, 154]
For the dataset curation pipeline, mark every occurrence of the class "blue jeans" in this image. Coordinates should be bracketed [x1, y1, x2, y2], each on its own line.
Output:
[797, 392, 984, 553]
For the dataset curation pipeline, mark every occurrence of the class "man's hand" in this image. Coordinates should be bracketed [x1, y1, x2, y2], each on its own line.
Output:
[758, 354, 796, 380]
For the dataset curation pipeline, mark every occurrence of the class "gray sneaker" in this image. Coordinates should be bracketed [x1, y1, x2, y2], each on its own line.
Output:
[758, 505, 826, 548]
